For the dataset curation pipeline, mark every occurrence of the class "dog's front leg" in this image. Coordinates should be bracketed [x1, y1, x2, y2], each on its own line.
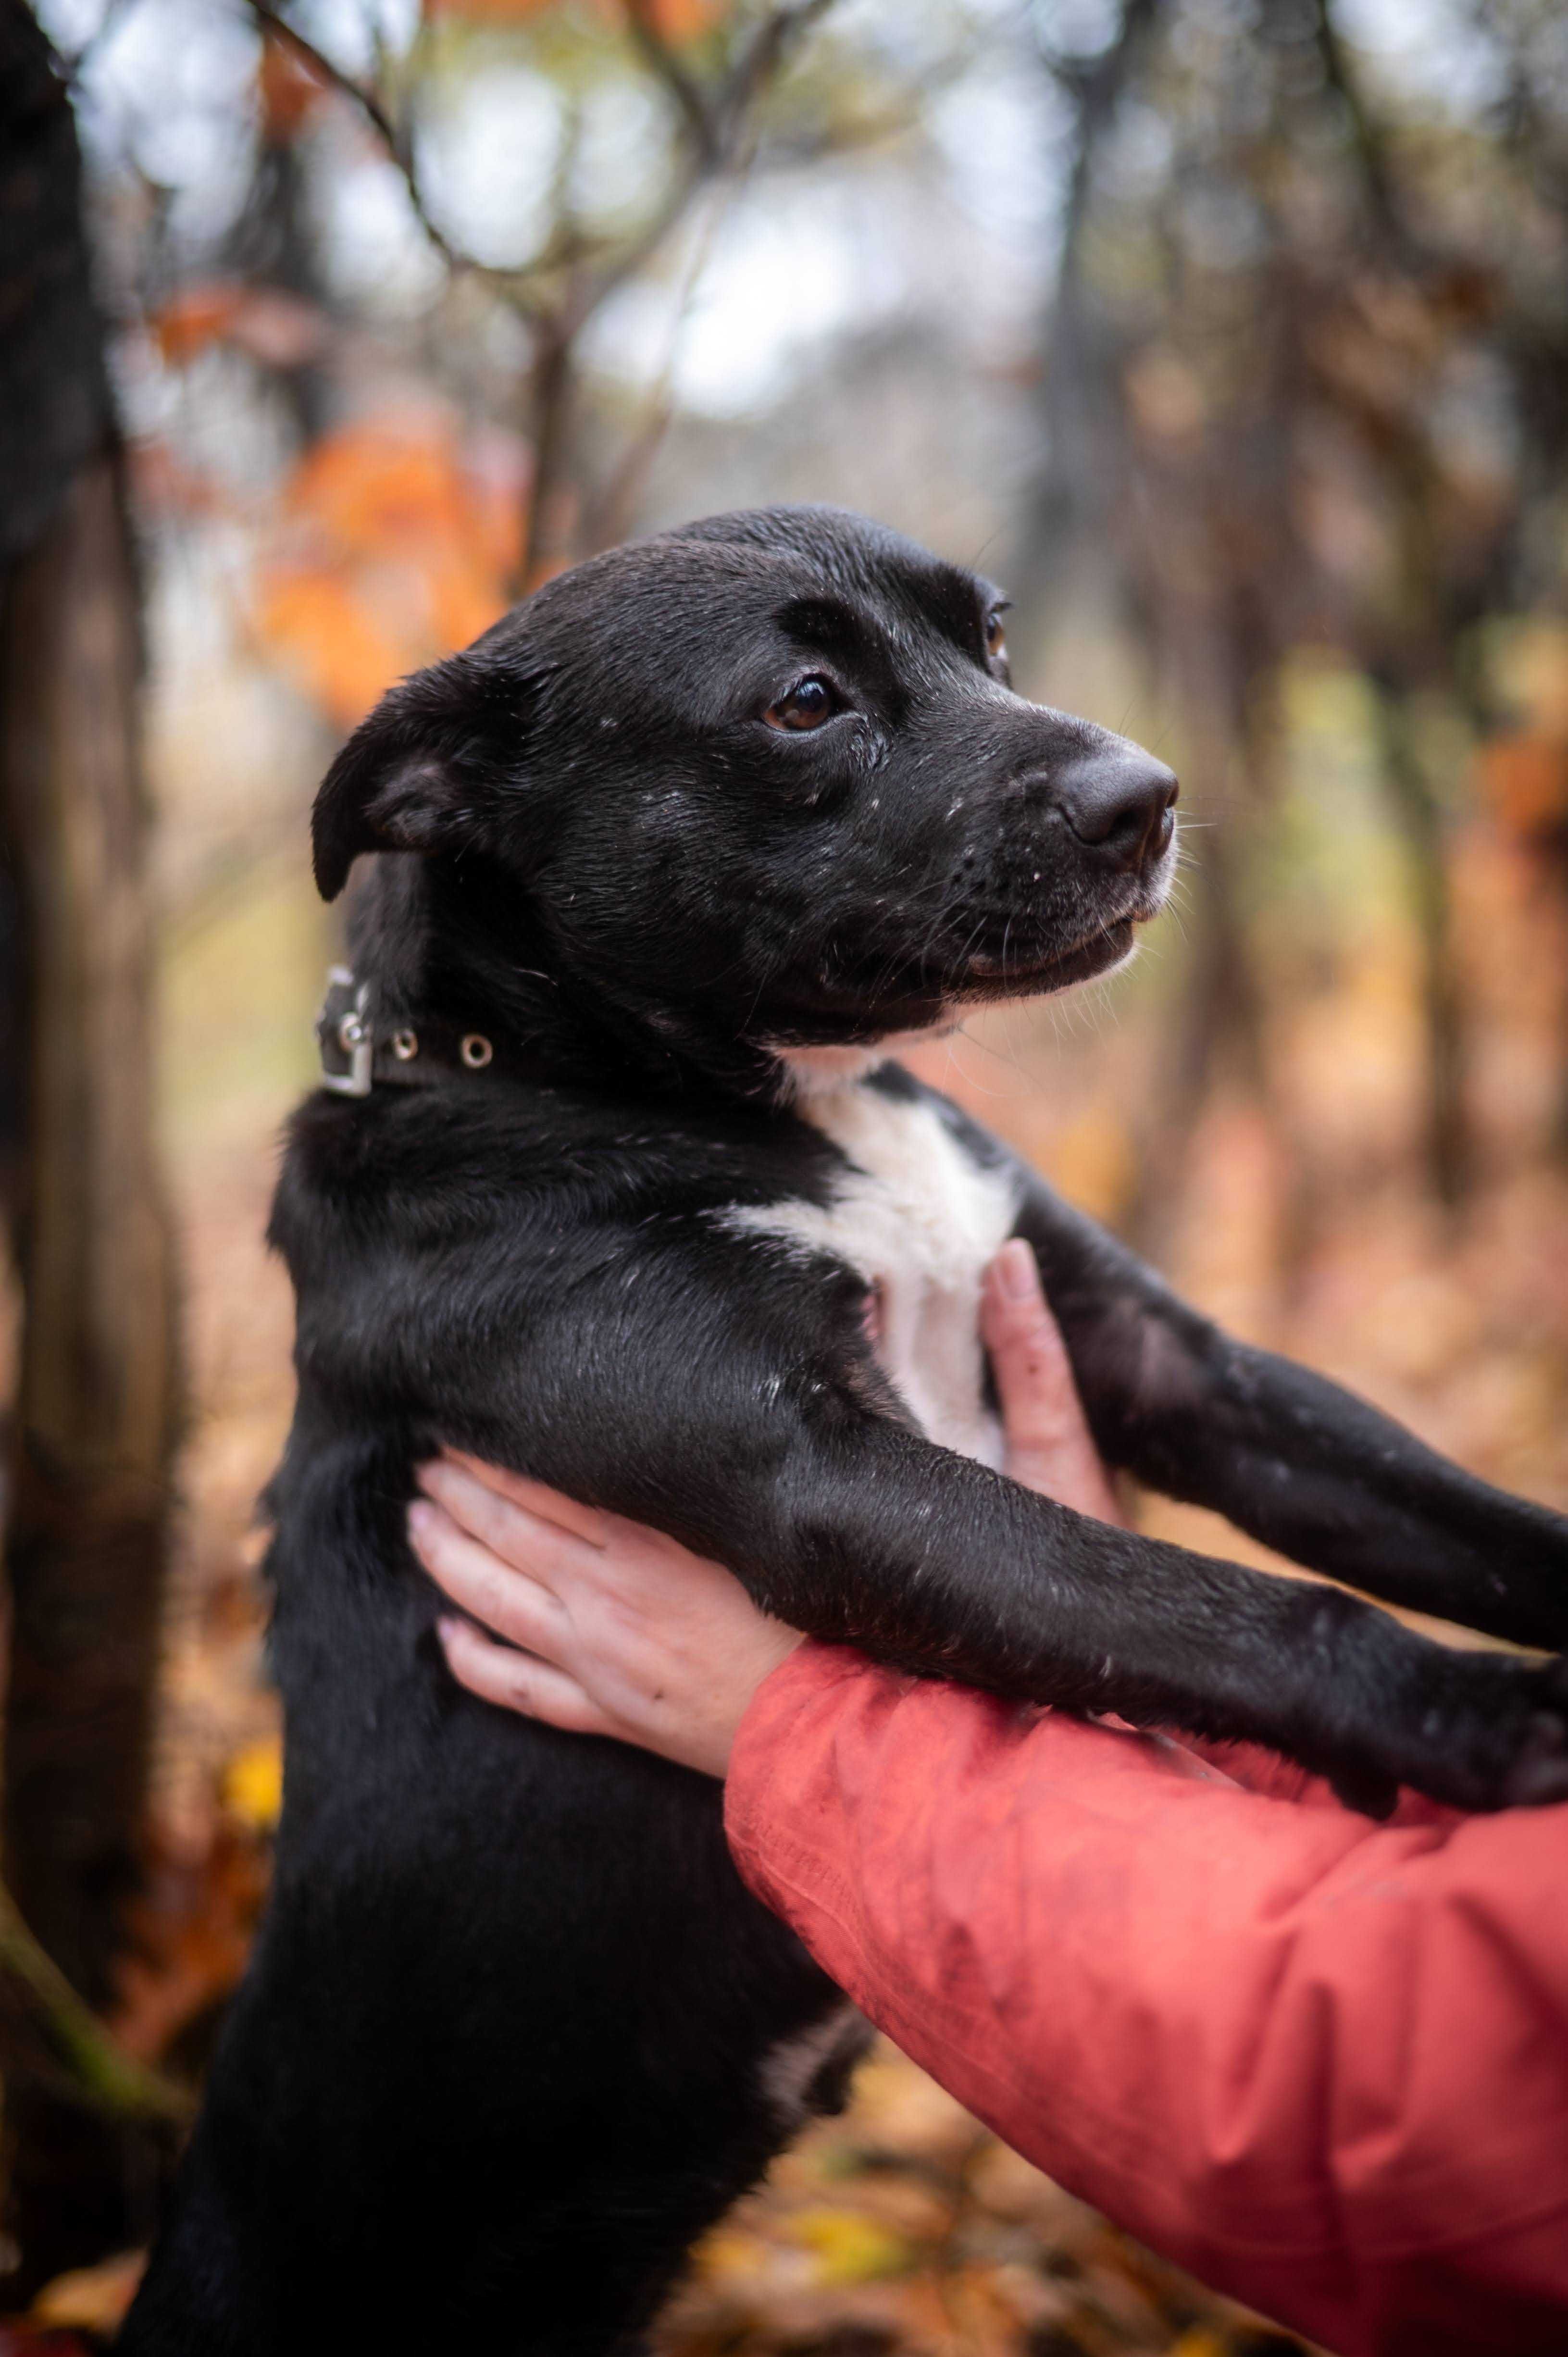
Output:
[742, 1411, 1568, 1813]
[439, 1239, 1568, 1813]
[1008, 1170, 1568, 1650]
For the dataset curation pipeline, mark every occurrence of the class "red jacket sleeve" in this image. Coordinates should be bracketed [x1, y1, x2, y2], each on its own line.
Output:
[723, 1643, 1568, 2357]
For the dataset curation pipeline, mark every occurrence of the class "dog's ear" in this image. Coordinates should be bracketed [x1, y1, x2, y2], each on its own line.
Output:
[311, 650, 536, 901]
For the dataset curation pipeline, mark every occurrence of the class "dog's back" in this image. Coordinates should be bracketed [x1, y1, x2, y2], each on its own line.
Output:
[125, 1072, 875, 2351]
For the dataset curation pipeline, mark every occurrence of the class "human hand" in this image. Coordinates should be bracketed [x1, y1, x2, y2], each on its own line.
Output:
[981, 1237, 1126, 1527]
[409, 1462, 801, 1778]
[409, 1236, 1123, 1773]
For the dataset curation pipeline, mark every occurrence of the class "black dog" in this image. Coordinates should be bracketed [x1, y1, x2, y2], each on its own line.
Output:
[122, 507, 1568, 2354]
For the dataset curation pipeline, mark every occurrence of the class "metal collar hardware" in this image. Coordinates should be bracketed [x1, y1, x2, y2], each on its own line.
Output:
[317, 967, 373, 1097]
[315, 969, 514, 1097]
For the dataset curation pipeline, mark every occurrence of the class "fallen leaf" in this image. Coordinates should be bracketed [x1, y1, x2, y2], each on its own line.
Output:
[223, 1735, 284, 1833]
[29, 2251, 145, 2333]
[785, 2208, 913, 2286]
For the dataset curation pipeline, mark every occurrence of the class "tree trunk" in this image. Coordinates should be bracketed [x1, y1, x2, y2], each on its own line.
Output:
[1374, 686, 1470, 1210]
[0, 453, 181, 2007]
[0, 446, 185, 2293]
[0, 2, 184, 2289]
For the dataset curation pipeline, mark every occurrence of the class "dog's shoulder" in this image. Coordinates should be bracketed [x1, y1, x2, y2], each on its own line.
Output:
[269, 1079, 846, 1279]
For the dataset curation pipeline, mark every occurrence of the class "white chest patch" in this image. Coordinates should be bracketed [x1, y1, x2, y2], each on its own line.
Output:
[724, 1080, 1020, 1469]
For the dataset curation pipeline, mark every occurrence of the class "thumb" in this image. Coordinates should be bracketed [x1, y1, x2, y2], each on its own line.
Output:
[981, 1239, 1125, 1525]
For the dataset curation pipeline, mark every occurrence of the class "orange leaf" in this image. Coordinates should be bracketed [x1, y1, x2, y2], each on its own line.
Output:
[258, 28, 327, 138]
[257, 414, 522, 723]
[1480, 735, 1568, 838]
[149, 282, 325, 372]
[111, 1825, 270, 2065]
[259, 565, 411, 729]
[151, 283, 246, 366]
[426, 550, 511, 655]
[424, 0, 562, 15]
[223, 1735, 284, 1833]
[29, 2255, 146, 2337]
[640, 0, 725, 37]
[428, 0, 724, 27]
[286, 426, 473, 558]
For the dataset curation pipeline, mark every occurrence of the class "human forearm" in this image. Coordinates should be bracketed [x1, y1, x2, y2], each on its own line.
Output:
[725, 1643, 1568, 2357]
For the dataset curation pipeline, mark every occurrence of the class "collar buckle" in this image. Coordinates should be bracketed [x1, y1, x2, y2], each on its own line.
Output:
[316, 966, 374, 1097]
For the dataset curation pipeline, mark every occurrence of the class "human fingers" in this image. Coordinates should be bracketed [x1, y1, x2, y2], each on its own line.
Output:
[417, 1456, 605, 1587]
[429, 1491, 798, 1775]
[409, 1496, 570, 1655]
[437, 1450, 610, 1549]
[982, 1239, 1125, 1526]
[436, 1614, 616, 1738]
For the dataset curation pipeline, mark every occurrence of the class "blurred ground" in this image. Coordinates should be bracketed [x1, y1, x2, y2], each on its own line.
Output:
[653, 2046, 1312, 2357]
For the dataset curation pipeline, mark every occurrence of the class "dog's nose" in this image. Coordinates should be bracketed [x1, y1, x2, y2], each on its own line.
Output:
[1057, 747, 1179, 873]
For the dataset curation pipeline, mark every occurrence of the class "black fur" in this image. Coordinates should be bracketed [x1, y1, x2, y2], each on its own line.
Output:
[121, 508, 1568, 2354]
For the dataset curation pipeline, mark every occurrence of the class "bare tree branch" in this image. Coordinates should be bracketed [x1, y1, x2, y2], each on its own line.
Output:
[724, 0, 837, 120]
[0, 1880, 191, 2125]
[1312, 0, 1426, 270]
[575, 0, 839, 327]
[246, 0, 470, 274]
[623, 0, 719, 166]
[522, 0, 842, 580]
[246, 0, 843, 590]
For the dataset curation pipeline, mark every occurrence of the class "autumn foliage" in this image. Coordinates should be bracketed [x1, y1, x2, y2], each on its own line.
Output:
[426, 0, 725, 30]
[256, 29, 328, 139]
[257, 415, 527, 726]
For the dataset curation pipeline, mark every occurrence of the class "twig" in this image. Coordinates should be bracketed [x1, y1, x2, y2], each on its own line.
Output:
[1310, 0, 1425, 269]
[623, 0, 718, 165]
[0, 1882, 191, 2123]
[582, 0, 840, 322]
[526, 0, 843, 575]
[244, 0, 844, 586]
[580, 162, 737, 556]
[723, 0, 836, 121]
[1011, 0, 1156, 611]
[246, 0, 470, 274]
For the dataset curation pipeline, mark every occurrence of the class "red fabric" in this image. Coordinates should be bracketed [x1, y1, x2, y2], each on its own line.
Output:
[723, 1642, 1568, 2357]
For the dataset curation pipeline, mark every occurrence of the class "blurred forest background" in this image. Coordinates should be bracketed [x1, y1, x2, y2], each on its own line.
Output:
[1, 0, 1567, 2345]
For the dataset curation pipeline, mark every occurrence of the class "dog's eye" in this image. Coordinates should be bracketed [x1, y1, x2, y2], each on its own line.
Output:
[764, 676, 839, 733]
[985, 606, 1010, 662]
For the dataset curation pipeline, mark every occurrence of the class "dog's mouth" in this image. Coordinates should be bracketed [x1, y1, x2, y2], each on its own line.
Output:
[961, 915, 1137, 1000]
[758, 859, 1171, 1056]
[956, 846, 1175, 1002]
[760, 913, 1144, 1060]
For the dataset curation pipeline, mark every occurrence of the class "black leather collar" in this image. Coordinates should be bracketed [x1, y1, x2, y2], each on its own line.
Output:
[315, 967, 545, 1096]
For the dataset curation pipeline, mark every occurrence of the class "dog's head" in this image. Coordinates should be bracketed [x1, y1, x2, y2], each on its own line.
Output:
[313, 506, 1176, 1091]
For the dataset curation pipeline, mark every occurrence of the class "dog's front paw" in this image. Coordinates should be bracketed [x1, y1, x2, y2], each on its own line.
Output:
[1497, 1657, 1568, 1808]
[1326, 1761, 1401, 1819]
[1484, 1503, 1568, 1652]
[1428, 1652, 1568, 1813]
